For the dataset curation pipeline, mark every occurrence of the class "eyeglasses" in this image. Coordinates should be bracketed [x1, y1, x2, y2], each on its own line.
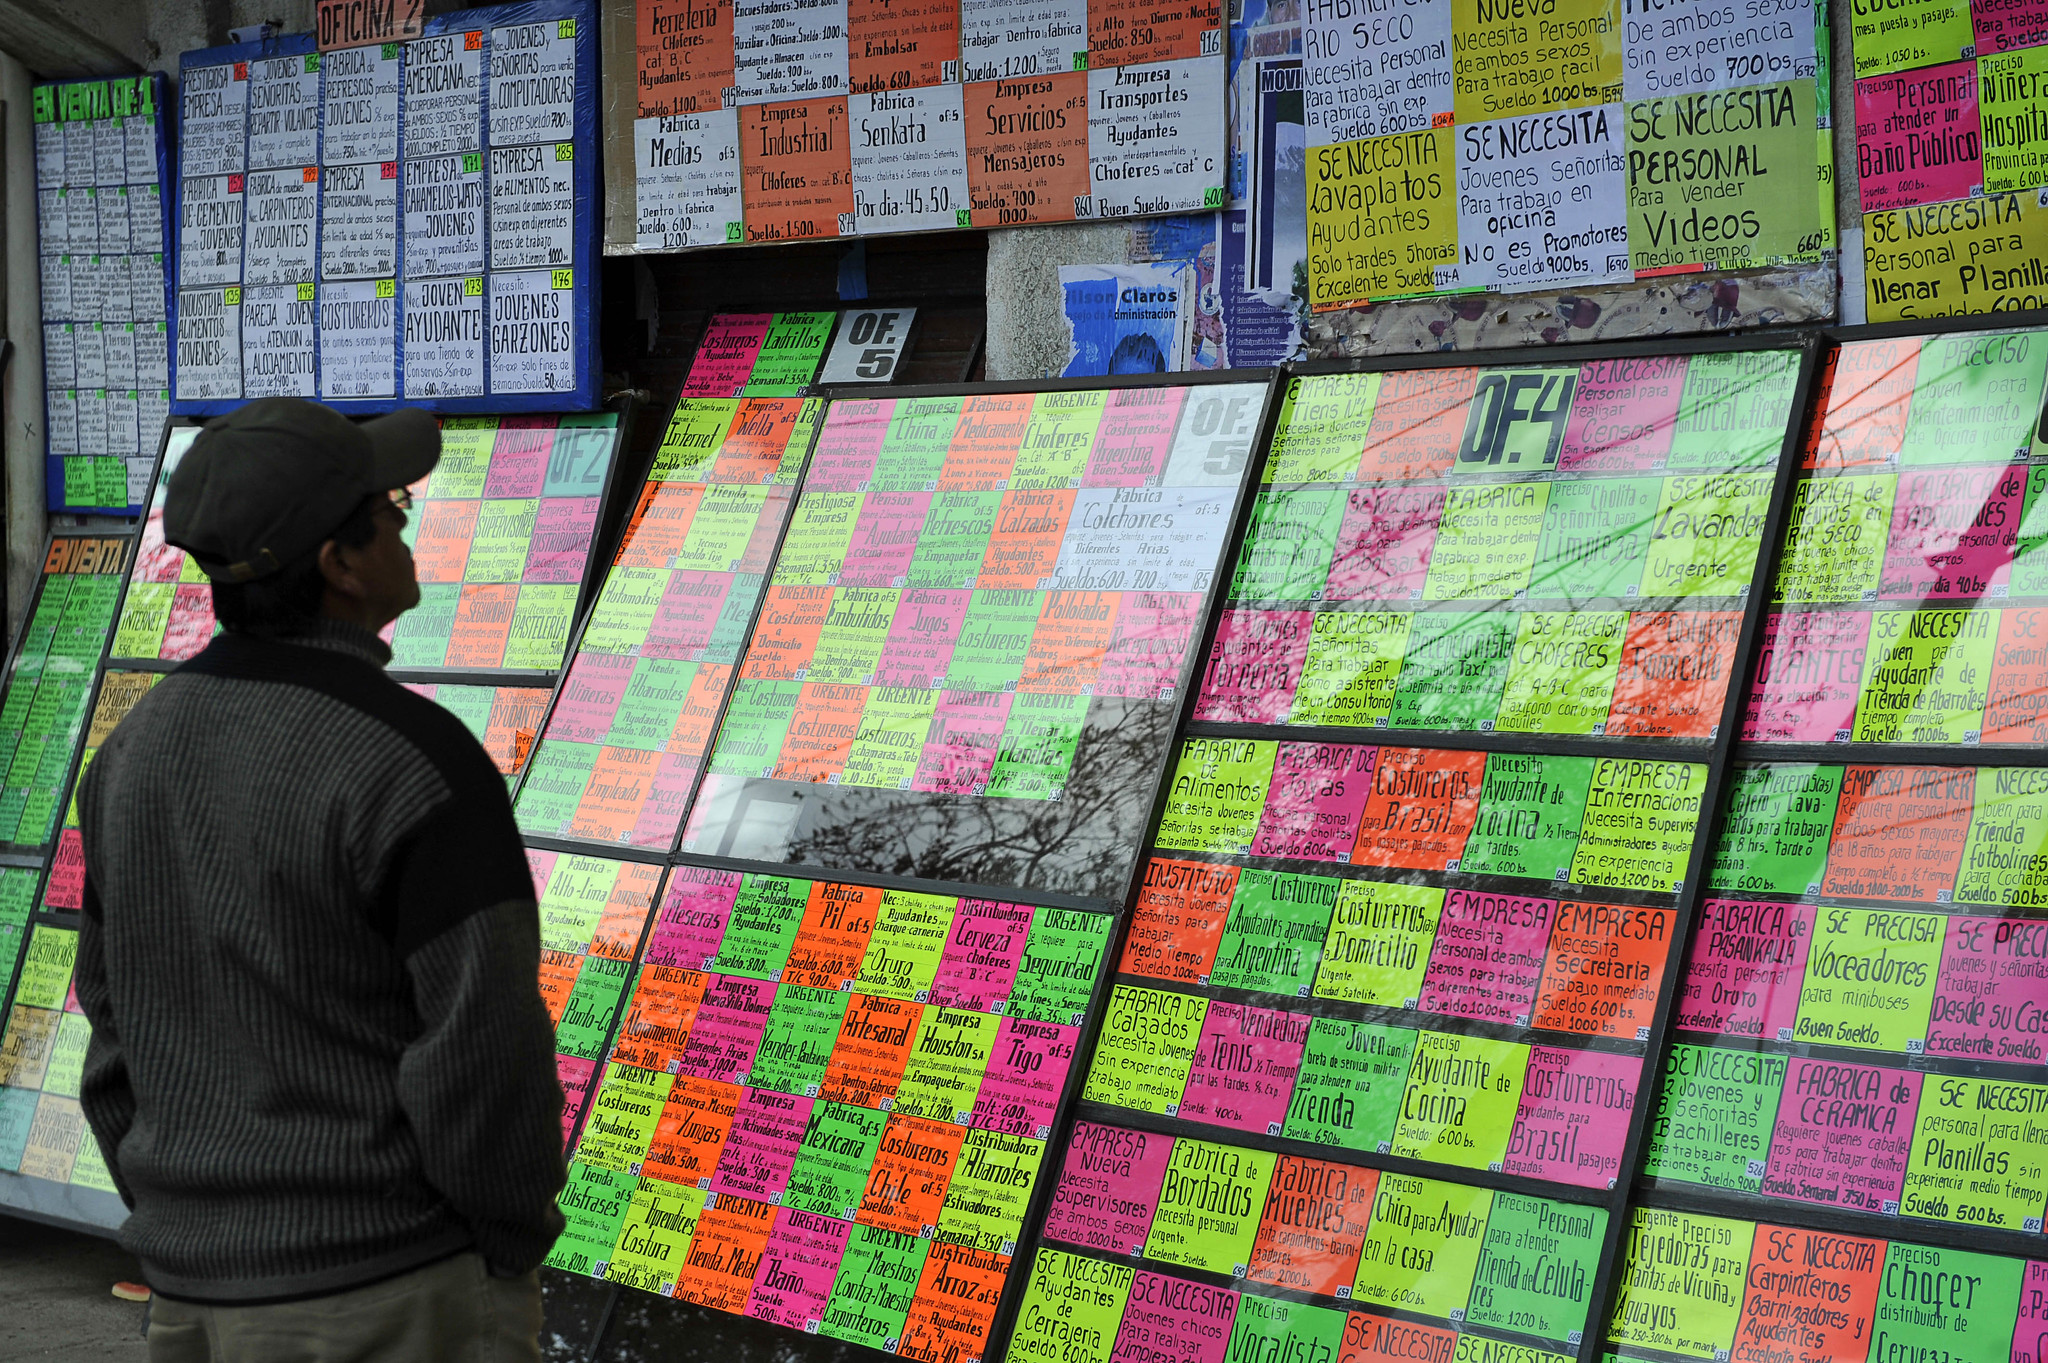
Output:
[388, 488, 414, 511]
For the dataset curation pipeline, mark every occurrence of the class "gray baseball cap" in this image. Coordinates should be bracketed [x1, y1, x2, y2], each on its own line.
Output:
[164, 398, 441, 583]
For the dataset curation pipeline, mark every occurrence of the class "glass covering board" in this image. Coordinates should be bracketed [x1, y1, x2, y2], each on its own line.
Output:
[512, 397, 814, 848]
[1196, 356, 1803, 742]
[681, 383, 1269, 899]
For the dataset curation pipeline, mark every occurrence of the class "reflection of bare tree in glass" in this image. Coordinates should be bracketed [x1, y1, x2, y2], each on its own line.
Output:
[781, 699, 1173, 898]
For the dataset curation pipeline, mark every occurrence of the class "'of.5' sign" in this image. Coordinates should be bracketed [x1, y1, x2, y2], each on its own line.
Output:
[819, 308, 917, 385]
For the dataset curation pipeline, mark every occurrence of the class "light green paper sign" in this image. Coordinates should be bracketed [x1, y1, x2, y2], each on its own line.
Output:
[1314, 880, 1442, 1007]
[1289, 611, 1410, 727]
[1154, 739, 1277, 854]
[1350, 1174, 1493, 1320]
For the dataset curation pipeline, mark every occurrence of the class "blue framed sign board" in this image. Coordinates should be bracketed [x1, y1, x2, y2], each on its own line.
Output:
[172, 0, 602, 417]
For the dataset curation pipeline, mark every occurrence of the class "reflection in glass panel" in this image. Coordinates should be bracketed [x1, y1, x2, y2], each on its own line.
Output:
[1198, 352, 1803, 742]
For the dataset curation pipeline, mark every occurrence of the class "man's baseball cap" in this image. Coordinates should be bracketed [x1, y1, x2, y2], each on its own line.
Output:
[164, 398, 441, 583]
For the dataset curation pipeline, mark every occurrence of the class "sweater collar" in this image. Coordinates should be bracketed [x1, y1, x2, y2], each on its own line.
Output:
[247, 618, 393, 669]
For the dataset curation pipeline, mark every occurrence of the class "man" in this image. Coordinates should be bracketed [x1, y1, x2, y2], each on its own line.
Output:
[73, 398, 566, 1362]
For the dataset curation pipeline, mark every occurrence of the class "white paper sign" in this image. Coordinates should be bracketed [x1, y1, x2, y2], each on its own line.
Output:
[488, 268, 575, 393]
[124, 113, 158, 181]
[179, 63, 248, 177]
[174, 287, 242, 401]
[317, 280, 397, 399]
[1303, 0, 1451, 146]
[320, 161, 400, 280]
[39, 254, 70, 319]
[490, 21, 578, 147]
[819, 306, 917, 383]
[42, 323, 74, 387]
[93, 120, 125, 185]
[1161, 382, 1263, 485]
[46, 389, 78, 453]
[138, 391, 169, 449]
[732, 0, 850, 104]
[1051, 485, 1234, 588]
[1454, 105, 1630, 292]
[241, 284, 317, 397]
[35, 120, 63, 183]
[107, 389, 139, 454]
[1621, 0, 1817, 100]
[178, 173, 244, 288]
[106, 324, 137, 389]
[77, 389, 108, 452]
[71, 256, 108, 321]
[38, 189, 64, 250]
[97, 190, 131, 253]
[106, 255, 137, 322]
[74, 324, 107, 389]
[404, 32, 485, 158]
[243, 168, 319, 285]
[129, 185, 164, 252]
[634, 112, 744, 249]
[849, 86, 970, 233]
[323, 44, 401, 165]
[66, 189, 98, 250]
[247, 54, 321, 170]
[1086, 55, 1227, 217]
[958, 0, 1089, 81]
[402, 276, 487, 398]
[488, 143, 575, 269]
[405, 153, 487, 278]
[126, 454, 155, 507]
[135, 322, 170, 386]
[62, 122, 94, 180]
[133, 255, 168, 321]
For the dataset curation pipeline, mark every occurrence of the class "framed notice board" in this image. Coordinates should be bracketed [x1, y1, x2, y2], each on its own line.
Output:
[33, 75, 174, 515]
[512, 372, 1278, 1362]
[626, 0, 1229, 250]
[172, 0, 602, 416]
[107, 412, 627, 697]
[0, 538, 143, 1235]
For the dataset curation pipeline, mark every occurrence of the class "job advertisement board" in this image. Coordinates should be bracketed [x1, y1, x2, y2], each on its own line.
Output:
[32, 76, 174, 515]
[1103, 736, 1699, 1183]
[0, 536, 128, 857]
[676, 380, 1271, 900]
[545, 869, 1111, 1361]
[110, 415, 620, 679]
[1603, 1207, 2048, 1362]
[628, 0, 1229, 249]
[0, 662, 157, 1231]
[1748, 328, 2048, 747]
[172, 0, 600, 415]
[681, 312, 840, 397]
[1849, 0, 2048, 321]
[1195, 349, 1802, 741]
[512, 397, 818, 848]
[1298, 0, 1829, 308]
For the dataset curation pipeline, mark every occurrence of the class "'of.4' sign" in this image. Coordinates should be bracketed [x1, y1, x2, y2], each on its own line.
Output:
[1455, 369, 1578, 470]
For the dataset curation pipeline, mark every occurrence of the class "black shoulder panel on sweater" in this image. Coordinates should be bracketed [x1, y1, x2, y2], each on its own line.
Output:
[177, 631, 534, 956]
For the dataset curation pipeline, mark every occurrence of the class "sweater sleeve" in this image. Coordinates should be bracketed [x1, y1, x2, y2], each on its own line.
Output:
[72, 869, 139, 1210]
[396, 896, 567, 1273]
[384, 789, 566, 1273]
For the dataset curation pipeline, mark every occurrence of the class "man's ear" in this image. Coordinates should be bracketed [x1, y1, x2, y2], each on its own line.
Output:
[317, 538, 364, 600]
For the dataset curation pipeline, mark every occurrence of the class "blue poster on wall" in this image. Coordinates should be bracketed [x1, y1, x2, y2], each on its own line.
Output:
[171, 0, 601, 417]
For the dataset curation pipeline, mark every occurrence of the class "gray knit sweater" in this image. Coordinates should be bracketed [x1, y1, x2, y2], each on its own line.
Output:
[73, 620, 566, 1303]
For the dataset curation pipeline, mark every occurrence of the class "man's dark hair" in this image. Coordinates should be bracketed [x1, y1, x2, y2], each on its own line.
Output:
[212, 496, 384, 635]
